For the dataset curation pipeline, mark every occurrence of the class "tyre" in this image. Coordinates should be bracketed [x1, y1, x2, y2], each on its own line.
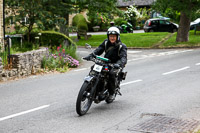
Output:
[76, 81, 93, 116]
[172, 29, 177, 33]
[105, 93, 116, 104]
[149, 29, 154, 32]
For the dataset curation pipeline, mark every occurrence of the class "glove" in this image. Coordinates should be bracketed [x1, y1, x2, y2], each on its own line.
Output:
[114, 63, 120, 69]
[83, 55, 92, 61]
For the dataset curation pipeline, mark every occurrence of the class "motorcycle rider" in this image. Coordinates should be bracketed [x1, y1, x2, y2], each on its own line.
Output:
[83, 27, 127, 101]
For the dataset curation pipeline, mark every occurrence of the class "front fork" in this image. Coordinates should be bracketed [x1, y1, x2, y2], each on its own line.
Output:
[84, 74, 100, 100]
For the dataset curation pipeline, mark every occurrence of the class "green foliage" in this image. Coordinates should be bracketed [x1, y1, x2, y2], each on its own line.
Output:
[5, 0, 77, 41]
[0, 50, 8, 67]
[79, 0, 121, 17]
[83, 0, 121, 31]
[42, 45, 79, 72]
[137, 7, 151, 22]
[124, 5, 138, 27]
[6, 0, 43, 42]
[39, 31, 75, 47]
[72, 14, 88, 31]
[153, 0, 200, 19]
[78, 22, 88, 31]
[192, 9, 200, 21]
[152, 0, 200, 42]
[87, 12, 111, 31]
[114, 18, 127, 26]
[6, 0, 120, 35]
[72, 14, 84, 27]
[11, 41, 39, 53]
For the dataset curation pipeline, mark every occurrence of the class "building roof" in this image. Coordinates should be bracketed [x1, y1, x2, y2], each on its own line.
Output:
[117, 0, 155, 7]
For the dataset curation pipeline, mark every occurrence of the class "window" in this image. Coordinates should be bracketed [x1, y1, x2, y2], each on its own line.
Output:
[159, 20, 166, 25]
[151, 20, 158, 25]
[165, 21, 170, 25]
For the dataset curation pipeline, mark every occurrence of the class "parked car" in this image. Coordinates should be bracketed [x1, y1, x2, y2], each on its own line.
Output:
[144, 18, 178, 33]
[190, 18, 200, 30]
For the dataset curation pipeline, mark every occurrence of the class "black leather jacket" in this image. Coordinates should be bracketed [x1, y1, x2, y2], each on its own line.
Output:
[92, 39, 127, 67]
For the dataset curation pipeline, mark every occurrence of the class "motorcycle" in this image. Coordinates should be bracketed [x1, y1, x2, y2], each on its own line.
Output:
[118, 22, 133, 33]
[76, 46, 127, 116]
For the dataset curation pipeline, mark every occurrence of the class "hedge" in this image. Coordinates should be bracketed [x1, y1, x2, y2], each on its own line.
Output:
[39, 31, 75, 47]
[72, 14, 88, 31]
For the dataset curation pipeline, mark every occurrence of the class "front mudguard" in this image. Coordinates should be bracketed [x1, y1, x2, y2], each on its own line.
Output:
[84, 75, 95, 83]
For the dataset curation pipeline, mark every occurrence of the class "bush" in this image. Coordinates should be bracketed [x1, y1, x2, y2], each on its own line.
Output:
[72, 14, 88, 31]
[87, 12, 113, 31]
[39, 31, 75, 47]
[114, 18, 127, 26]
[11, 41, 38, 53]
[72, 14, 84, 27]
[77, 20, 88, 31]
[42, 45, 79, 72]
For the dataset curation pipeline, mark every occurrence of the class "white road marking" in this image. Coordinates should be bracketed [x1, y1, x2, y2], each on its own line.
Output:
[180, 49, 194, 53]
[162, 66, 190, 76]
[120, 80, 143, 86]
[128, 57, 147, 62]
[74, 68, 88, 72]
[128, 50, 194, 62]
[0, 105, 50, 122]
[127, 51, 142, 54]
[196, 63, 200, 66]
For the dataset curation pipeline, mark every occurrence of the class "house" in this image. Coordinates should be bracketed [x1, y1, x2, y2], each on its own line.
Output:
[117, 0, 155, 10]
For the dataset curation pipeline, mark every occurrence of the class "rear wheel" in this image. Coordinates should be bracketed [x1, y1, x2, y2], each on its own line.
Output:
[76, 82, 93, 116]
[172, 29, 177, 33]
[149, 29, 154, 32]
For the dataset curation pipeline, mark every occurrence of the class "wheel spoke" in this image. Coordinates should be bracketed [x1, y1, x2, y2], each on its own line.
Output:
[81, 98, 92, 112]
[76, 81, 93, 116]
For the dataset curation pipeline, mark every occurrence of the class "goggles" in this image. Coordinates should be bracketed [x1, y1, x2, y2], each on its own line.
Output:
[108, 31, 118, 35]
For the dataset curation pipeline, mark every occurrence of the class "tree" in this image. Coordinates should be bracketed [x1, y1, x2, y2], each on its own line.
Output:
[6, 0, 119, 38]
[153, 0, 200, 42]
[6, 0, 44, 42]
[40, 0, 77, 30]
[77, 0, 120, 16]
[5, 0, 77, 41]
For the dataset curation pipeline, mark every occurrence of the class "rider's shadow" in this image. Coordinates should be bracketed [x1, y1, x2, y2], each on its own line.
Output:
[90, 100, 126, 113]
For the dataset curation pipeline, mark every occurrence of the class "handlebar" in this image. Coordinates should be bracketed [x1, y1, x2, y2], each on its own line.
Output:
[83, 56, 121, 69]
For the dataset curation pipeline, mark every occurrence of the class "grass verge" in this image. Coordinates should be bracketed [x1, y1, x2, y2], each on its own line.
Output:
[72, 32, 170, 48]
[72, 31, 200, 49]
[162, 30, 200, 48]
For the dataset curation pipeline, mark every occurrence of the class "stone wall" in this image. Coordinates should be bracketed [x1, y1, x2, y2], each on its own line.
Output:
[0, 48, 48, 81]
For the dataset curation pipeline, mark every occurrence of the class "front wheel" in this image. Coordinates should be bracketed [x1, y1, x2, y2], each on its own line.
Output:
[76, 81, 93, 116]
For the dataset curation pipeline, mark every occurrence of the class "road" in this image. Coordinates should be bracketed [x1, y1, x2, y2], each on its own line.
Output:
[0, 48, 200, 133]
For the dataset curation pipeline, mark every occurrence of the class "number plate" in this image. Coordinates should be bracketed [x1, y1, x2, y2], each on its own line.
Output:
[93, 64, 103, 72]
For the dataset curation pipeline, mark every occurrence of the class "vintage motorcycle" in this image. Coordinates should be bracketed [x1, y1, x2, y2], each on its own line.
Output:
[76, 50, 127, 116]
